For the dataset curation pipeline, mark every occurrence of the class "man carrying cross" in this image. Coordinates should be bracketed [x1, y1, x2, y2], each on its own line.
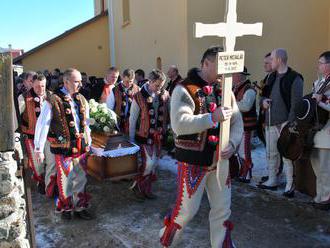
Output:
[159, 46, 243, 247]
[160, 1, 262, 246]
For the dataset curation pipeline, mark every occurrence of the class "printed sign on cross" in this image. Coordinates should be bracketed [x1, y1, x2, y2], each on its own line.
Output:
[194, 0, 263, 188]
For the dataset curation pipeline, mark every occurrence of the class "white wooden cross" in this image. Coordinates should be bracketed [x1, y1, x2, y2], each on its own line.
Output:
[195, 0, 263, 189]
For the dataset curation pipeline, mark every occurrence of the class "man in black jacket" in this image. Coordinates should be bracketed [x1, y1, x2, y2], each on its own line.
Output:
[166, 65, 182, 96]
[258, 48, 303, 198]
[91, 67, 120, 103]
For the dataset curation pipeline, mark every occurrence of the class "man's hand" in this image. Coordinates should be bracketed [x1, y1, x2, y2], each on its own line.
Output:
[212, 106, 233, 123]
[262, 98, 272, 110]
[312, 93, 323, 103]
[221, 144, 235, 160]
[35, 151, 45, 164]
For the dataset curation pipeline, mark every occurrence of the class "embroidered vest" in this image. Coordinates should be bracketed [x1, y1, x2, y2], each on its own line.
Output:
[234, 80, 257, 131]
[47, 90, 89, 156]
[114, 83, 139, 118]
[21, 89, 43, 138]
[113, 83, 139, 133]
[134, 87, 169, 144]
[175, 81, 221, 167]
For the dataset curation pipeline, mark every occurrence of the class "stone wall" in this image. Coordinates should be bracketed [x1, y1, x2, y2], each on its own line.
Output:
[0, 152, 29, 248]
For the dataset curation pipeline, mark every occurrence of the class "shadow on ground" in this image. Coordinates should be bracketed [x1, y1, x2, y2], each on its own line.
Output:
[32, 169, 330, 248]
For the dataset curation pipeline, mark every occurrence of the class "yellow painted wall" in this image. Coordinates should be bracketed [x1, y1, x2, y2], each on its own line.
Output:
[329, 7, 330, 49]
[187, 0, 330, 93]
[21, 15, 110, 78]
[111, 0, 188, 77]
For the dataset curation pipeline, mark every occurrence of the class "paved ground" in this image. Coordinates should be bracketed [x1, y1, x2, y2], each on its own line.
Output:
[32, 167, 330, 248]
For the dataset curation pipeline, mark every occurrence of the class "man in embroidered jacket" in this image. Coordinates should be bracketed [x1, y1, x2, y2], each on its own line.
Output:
[159, 47, 243, 248]
[232, 67, 257, 183]
[129, 70, 170, 200]
[19, 73, 57, 197]
[107, 68, 140, 134]
[34, 68, 92, 220]
[310, 51, 330, 210]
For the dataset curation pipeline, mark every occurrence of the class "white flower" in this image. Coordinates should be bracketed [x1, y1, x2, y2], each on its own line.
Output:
[103, 126, 110, 132]
[98, 103, 107, 110]
[90, 107, 97, 113]
[108, 110, 118, 124]
[89, 99, 95, 105]
[101, 108, 108, 114]
[100, 117, 106, 123]
[88, 118, 96, 126]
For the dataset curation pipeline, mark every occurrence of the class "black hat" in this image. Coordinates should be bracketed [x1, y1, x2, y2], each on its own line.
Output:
[294, 96, 316, 123]
[240, 66, 250, 76]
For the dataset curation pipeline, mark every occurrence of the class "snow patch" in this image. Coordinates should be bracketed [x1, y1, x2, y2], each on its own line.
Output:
[36, 225, 63, 248]
[158, 155, 177, 175]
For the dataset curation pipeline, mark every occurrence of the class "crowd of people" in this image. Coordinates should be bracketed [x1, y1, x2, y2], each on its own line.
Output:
[14, 47, 330, 247]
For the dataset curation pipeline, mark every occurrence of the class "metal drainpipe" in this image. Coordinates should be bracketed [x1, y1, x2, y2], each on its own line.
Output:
[107, 0, 116, 66]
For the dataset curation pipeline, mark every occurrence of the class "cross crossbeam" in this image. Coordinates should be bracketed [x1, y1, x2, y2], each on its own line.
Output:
[194, 0, 263, 189]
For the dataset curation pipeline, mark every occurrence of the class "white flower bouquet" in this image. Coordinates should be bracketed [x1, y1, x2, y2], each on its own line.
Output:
[88, 99, 117, 134]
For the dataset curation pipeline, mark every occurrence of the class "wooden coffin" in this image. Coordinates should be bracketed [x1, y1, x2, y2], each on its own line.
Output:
[91, 131, 120, 148]
[87, 133, 139, 181]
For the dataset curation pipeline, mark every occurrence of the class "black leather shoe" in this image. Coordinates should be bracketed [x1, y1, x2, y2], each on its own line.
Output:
[283, 184, 295, 198]
[61, 211, 72, 220]
[257, 183, 278, 191]
[74, 209, 93, 220]
[259, 176, 269, 184]
[283, 190, 295, 198]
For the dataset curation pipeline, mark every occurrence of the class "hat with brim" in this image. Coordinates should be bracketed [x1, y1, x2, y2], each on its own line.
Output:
[294, 96, 316, 123]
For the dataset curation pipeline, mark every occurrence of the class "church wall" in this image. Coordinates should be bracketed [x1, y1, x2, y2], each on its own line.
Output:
[328, 7, 330, 50]
[21, 15, 110, 78]
[111, 0, 189, 78]
[187, 0, 330, 92]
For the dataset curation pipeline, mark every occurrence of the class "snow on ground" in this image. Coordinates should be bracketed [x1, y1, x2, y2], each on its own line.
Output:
[31, 140, 330, 248]
[159, 137, 313, 202]
[158, 154, 177, 174]
[158, 137, 270, 179]
[158, 138, 270, 182]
